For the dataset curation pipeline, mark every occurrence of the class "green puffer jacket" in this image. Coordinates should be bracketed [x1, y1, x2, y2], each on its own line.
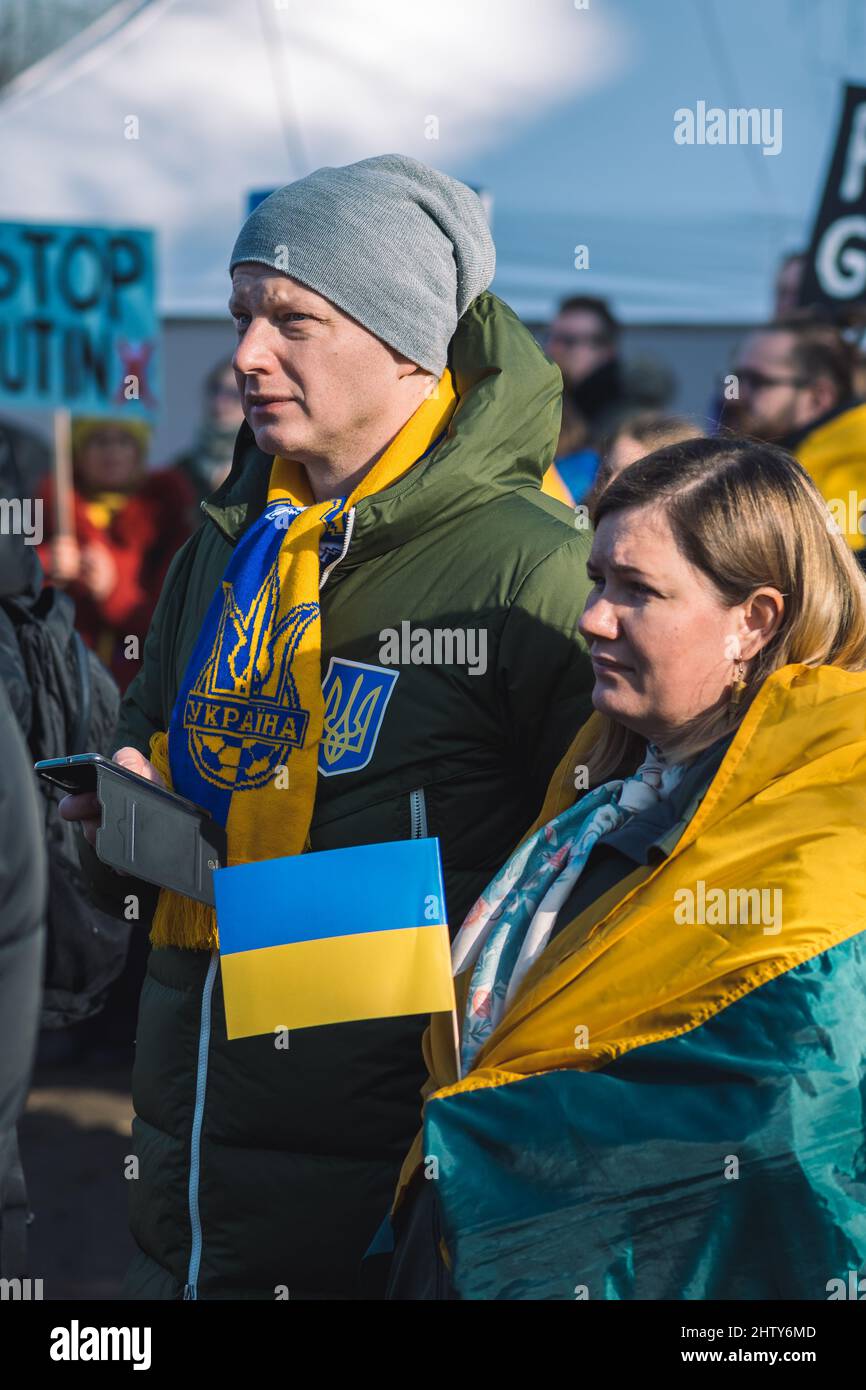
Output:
[83, 292, 594, 1300]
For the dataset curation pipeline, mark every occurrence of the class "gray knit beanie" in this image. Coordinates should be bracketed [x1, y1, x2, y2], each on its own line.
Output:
[229, 154, 495, 375]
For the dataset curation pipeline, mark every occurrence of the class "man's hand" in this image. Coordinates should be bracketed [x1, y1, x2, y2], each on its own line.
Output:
[59, 746, 167, 848]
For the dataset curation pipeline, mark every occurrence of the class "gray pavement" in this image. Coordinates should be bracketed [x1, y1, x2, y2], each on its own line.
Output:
[18, 1058, 136, 1301]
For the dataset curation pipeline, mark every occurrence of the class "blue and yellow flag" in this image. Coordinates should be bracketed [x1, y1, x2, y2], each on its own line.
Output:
[214, 837, 454, 1040]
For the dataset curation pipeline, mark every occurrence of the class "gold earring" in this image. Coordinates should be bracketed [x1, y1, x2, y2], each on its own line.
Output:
[730, 659, 747, 706]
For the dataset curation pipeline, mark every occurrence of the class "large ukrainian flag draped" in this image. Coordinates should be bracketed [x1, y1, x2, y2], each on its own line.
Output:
[396, 664, 866, 1299]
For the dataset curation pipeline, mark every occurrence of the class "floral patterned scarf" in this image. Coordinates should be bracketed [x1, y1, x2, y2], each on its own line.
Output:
[452, 745, 687, 1071]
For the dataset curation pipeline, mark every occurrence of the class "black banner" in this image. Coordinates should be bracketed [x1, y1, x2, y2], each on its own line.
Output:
[800, 84, 866, 309]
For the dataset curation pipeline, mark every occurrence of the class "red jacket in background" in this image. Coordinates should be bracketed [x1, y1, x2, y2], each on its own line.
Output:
[38, 468, 195, 692]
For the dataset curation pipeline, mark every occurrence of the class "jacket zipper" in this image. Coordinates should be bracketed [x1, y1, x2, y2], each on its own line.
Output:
[180, 498, 354, 1299]
[409, 788, 428, 839]
[183, 950, 218, 1301]
[320, 509, 355, 589]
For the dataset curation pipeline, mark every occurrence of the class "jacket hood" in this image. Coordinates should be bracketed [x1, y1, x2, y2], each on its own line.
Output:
[203, 292, 563, 557]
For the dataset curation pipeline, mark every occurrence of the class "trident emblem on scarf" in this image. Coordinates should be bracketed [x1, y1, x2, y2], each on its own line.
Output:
[184, 571, 318, 791]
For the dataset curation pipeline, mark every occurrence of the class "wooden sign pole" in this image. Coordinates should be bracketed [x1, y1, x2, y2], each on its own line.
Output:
[52, 407, 74, 541]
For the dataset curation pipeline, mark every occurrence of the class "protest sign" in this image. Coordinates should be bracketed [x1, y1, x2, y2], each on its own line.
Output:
[0, 221, 159, 417]
[800, 85, 866, 308]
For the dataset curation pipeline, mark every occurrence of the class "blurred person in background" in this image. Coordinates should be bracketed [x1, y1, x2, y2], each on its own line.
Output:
[0, 679, 45, 1283]
[170, 355, 254, 507]
[37, 418, 195, 689]
[542, 391, 599, 507]
[545, 406, 702, 512]
[722, 319, 866, 565]
[545, 295, 620, 416]
[545, 295, 675, 445]
[0, 425, 126, 1278]
[773, 250, 807, 318]
[0, 436, 46, 1282]
[705, 250, 821, 433]
[586, 411, 705, 510]
[0, 430, 125, 1064]
[0, 417, 51, 497]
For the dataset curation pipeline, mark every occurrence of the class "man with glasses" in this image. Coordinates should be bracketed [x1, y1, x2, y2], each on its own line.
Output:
[722, 319, 866, 564]
[545, 295, 620, 400]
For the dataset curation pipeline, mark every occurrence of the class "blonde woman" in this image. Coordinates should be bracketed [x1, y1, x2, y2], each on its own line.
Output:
[387, 436, 866, 1301]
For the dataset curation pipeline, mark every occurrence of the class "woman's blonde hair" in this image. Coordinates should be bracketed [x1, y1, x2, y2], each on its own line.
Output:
[584, 436, 866, 783]
[586, 411, 705, 511]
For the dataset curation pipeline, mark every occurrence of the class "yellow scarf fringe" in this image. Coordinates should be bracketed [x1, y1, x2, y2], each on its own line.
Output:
[149, 731, 219, 949]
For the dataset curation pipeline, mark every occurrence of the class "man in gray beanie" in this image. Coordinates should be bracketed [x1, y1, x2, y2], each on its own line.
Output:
[67, 154, 594, 1300]
[231, 153, 495, 376]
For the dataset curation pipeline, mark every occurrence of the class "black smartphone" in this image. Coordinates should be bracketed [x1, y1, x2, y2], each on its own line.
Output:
[34, 753, 227, 907]
[35, 753, 199, 809]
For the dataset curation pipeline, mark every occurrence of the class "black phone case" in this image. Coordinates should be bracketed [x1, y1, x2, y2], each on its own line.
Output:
[92, 761, 227, 907]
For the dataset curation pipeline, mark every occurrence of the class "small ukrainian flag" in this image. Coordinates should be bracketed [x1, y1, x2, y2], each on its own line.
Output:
[214, 837, 454, 1040]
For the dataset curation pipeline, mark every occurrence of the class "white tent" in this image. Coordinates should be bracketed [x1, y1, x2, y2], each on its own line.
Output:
[2, 0, 863, 325]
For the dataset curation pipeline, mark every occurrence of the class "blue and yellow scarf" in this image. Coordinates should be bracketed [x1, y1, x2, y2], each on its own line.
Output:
[149, 372, 457, 949]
